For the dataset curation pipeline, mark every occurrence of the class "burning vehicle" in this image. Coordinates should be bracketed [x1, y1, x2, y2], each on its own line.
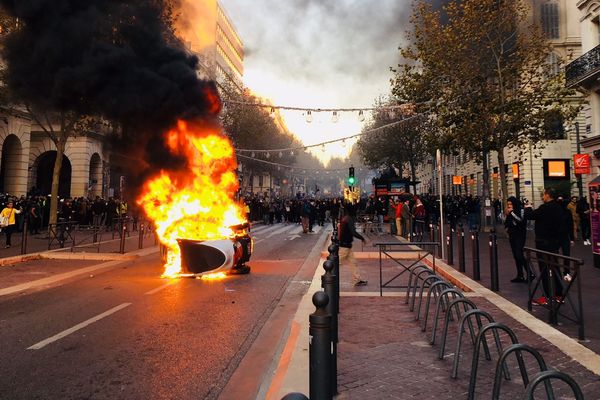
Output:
[177, 222, 253, 277]
[138, 120, 251, 279]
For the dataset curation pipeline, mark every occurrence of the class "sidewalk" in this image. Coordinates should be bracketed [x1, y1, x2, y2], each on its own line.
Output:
[267, 234, 600, 399]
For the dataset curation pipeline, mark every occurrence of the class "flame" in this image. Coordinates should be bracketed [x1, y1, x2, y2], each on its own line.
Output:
[138, 120, 245, 277]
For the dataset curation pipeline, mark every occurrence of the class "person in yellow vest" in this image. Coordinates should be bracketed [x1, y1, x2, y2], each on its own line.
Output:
[119, 200, 128, 218]
[0, 201, 22, 248]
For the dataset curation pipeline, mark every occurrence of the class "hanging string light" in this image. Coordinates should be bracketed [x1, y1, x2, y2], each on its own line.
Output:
[332, 111, 339, 123]
[265, 152, 270, 159]
[358, 110, 365, 122]
[279, 151, 283, 158]
[306, 110, 313, 123]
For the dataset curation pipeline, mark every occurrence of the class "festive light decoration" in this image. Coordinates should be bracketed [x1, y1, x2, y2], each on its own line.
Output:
[236, 153, 368, 175]
[223, 99, 427, 114]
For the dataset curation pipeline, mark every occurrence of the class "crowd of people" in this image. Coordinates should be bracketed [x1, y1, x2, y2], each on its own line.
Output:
[0, 194, 136, 247]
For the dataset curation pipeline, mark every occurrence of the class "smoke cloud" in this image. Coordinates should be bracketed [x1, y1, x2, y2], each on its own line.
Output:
[0, 0, 221, 193]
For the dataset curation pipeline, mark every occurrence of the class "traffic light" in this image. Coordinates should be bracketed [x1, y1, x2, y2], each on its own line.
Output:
[348, 166, 356, 186]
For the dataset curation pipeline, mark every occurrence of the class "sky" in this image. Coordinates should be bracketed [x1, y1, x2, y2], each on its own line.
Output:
[218, 0, 414, 164]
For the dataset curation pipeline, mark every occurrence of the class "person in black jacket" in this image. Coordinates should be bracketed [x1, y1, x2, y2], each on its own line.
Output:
[339, 202, 367, 286]
[524, 188, 566, 305]
[504, 196, 528, 283]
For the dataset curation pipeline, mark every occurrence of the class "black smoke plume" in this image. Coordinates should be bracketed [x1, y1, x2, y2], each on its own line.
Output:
[0, 0, 221, 194]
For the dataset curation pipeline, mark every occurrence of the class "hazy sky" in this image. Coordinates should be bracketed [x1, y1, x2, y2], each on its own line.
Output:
[218, 0, 413, 163]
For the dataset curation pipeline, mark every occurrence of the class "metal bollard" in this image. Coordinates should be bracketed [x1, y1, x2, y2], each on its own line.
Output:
[120, 223, 126, 254]
[322, 260, 338, 395]
[471, 230, 481, 281]
[429, 223, 435, 243]
[20, 221, 28, 255]
[446, 229, 454, 266]
[138, 223, 144, 249]
[328, 243, 340, 313]
[457, 223, 465, 273]
[310, 291, 332, 400]
[281, 394, 309, 400]
[489, 229, 499, 291]
[436, 225, 442, 258]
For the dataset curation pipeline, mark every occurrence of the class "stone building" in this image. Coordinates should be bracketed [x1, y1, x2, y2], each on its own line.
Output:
[415, 0, 589, 207]
[0, 0, 244, 200]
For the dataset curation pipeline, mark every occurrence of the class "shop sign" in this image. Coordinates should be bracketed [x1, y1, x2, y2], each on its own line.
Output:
[574, 154, 591, 175]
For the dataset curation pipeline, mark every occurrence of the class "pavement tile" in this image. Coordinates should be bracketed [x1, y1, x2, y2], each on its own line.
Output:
[336, 295, 600, 399]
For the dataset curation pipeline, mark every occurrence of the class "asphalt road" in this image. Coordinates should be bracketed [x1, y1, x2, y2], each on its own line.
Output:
[0, 222, 328, 400]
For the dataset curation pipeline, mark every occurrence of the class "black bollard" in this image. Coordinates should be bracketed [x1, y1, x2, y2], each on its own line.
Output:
[120, 223, 126, 254]
[281, 394, 309, 400]
[328, 243, 340, 313]
[429, 223, 435, 243]
[489, 229, 499, 291]
[138, 223, 144, 249]
[446, 229, 454, 266]
[20, 220, 28, 255]
[310, 291, 332, 400]
[471, 230, 481, 281]
[322, 260, 338, 395]
[457, 223, 465, 273]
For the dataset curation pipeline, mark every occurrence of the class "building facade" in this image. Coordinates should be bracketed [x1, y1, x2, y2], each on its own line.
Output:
[415, 0, 589, 207]
[0, 1, 244, 200]
[568, 1, 600, 182]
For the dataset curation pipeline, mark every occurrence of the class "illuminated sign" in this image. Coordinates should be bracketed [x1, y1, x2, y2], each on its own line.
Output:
[548, 160, 566, 177]
[574, 154, 591, 175]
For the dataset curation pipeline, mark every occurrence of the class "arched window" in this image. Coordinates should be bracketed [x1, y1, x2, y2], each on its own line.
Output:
[541, 2, 560, 39]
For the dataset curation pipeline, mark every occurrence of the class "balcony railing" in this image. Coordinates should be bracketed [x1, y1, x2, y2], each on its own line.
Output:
[566, 44, 600, 88]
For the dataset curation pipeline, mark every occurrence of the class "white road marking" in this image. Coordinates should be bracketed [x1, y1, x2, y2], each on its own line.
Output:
[266, 225, 299, 238]
[145, 281, 173, 295]
[27, 303, 132, 350]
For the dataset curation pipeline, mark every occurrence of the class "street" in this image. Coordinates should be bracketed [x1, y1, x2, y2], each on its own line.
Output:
[0, 223, 328, 400]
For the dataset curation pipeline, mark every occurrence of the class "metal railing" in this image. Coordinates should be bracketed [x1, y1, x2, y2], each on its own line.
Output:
[524, 247, 585, 340]
[566, 43, 600, 88]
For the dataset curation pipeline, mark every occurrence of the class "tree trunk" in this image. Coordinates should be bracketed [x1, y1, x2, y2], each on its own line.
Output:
[481, 150, 490, 200]
[497, 147, 508, 207]
[49, 139, 65, 226]
[410, 161, 417, 194]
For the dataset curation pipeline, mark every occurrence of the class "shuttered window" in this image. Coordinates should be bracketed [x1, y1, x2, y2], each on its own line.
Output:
[541, 3, 559, 39]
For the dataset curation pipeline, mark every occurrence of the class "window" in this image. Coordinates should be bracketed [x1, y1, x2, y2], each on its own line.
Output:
[541, 3, 559, 39]
[543, 110, 566, 140]
[546, 52, 560, 76]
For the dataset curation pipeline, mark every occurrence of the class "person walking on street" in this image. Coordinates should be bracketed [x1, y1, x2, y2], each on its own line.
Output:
[339, 203, 368, 286]
[577, 197, 591, 245]
[0, 201, 22, 248]
[524, 188, 566, 305]
[395, 198, 403, 237]
[401, 199, 412, 240]
[413, 197, 426, 241]
[567, 196, 580, 241]
[504, 196, 529, 283]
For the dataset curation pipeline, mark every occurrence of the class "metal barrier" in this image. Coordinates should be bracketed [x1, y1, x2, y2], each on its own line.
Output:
[524, 247, 585, 340]
[47, 221, 76, 249]
[409, 268, 436, 312]
[415, 275, 443, 322]
[374, 241, 439, 297]
[70, 225, 102, 253]
[471, 230, 481, 281]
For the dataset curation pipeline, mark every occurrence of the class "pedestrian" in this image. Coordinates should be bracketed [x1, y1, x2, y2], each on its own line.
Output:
[0, 200, 22, 248]
[567, 196, 579, 241]
[504, 196, 529, 283]
[388, 198, 397, 236]
[577, 196, 591, 245]
[413, 197, 426, 241]
[401, 198, 412, 239]
[524, 188, 566, 305]
[395, 198, 403, 237]
[338, 203, 368, 286]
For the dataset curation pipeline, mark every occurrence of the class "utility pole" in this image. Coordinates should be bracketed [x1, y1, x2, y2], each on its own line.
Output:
[576, 122, 584, 199]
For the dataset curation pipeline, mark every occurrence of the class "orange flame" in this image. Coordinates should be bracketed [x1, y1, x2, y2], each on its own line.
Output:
[138, 120, 245, 277]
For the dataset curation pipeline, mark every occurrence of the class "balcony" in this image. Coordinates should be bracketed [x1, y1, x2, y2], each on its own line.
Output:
[566, 44, 600, 88]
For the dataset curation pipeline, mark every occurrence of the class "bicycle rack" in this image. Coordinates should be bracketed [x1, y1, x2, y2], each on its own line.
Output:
[406, 265, 434, 306]
[467, 323, 519, 400]
[430, 289, 465, 345]
[409, 269, 435, 312]
[524, 370, 584, 400]
[421, 281, 453, 332]
[415, 275, 443, 321]
[492, 343, 549, 399]
[438, 298, 478, 353]
[451, 310, 498, 378]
